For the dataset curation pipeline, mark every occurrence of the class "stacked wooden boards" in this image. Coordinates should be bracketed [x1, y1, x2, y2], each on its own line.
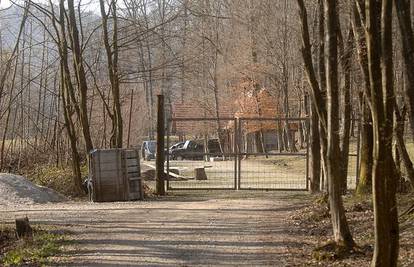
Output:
[89, 149, 143, 202]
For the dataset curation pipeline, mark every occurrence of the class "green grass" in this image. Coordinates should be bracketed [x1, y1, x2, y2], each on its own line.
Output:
[1, 229, 65, 267]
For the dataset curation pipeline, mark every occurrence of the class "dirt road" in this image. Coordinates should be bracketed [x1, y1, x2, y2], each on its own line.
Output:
[1, 191, 309, 266]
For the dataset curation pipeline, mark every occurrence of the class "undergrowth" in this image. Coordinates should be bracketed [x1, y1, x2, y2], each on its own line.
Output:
[1, 227, 65, 266]
[23, 164, 88, 197]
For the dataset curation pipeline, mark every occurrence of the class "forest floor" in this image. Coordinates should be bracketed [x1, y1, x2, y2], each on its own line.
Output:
[1, 191, 413, 266]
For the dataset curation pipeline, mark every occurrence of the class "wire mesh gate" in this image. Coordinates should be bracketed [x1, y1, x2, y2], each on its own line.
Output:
[237, 118, 309, 190]
[166, 118, 238, 190]
[166, 117, 310, 190]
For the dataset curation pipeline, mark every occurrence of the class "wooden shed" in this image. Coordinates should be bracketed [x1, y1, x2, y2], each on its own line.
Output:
[89, 149, 143, 202]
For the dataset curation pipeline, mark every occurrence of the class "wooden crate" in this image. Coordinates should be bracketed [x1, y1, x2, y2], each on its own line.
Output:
[89, 149, 143, 202]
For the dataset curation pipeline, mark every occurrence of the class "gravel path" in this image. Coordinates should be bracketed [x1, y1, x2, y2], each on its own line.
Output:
[0, 191, 308, 266]
[0, 173, 67, 205]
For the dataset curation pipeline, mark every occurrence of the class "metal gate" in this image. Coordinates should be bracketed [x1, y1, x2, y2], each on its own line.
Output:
[166, 117, 309, 190]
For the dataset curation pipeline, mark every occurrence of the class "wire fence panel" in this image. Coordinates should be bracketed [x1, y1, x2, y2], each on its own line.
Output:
[165, 117, 360, 191]
[237, 118, 309, 190]
[166, 118, 237, 190]
[347, 133, 360, 190]
[238, 155, 307, 190]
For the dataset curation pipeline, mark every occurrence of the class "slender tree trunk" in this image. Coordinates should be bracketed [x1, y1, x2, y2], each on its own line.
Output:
[310, 99, 321, 192]
[0, 55, 19, 171]
[67, 0, 94, 153]
[338, 26, 353, 194]
[99, 0, 123, 148]
[297, 0, 326, 190]
[324, 0, 355, 247]
[395, 0, 414, 142]
[352, 1, 374, 195]
[394, 104, 414, 188]
[357, 95, 373, 195]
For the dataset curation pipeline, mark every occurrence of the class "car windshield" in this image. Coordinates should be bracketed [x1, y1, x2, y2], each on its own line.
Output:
[171, 142, 184, 150]
[147, 141, 156, 152]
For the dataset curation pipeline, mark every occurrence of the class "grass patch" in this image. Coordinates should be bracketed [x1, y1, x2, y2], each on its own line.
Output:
[312, 241, 369, 262]
[1, 227, 65, 267]
[312, 241, 350, 261]
[23, 164, 87, 197]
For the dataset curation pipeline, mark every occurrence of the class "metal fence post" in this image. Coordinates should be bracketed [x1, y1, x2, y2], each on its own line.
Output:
[166, 118, 170, 190]
[305, 118, 310, 191]
[234, 118, 238, 190]
[155, 94, 165, 195]
[355, 117, 361, 187]
[238, 118, 242, 190]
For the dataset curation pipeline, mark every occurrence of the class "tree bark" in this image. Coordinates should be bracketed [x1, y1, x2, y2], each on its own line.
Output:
[338, 25, 353, 194]
[310, 100, 321, 192]
[352, 1, 374, 195]
[357, 94, 373, 195]
[67, 0, 93, 153]
[395, 0, 414, 142]
[394, 104, 414, 189]
[365, 0, 399, 265]
[324, 0, 355, 248]
[99, 0, 123, 148]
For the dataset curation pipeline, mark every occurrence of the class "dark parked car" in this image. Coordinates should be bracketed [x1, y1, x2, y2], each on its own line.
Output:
[170, 139, 221, 160]
[141, 140, 156, 161]
[169, 141, 185, 154]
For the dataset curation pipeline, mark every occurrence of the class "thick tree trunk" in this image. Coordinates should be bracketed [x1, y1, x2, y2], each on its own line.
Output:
[365, 0, 399, 265]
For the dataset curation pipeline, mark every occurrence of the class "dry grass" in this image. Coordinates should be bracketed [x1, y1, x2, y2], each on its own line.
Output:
[22, 164, 88, 197]
[286, 193, 414, 266]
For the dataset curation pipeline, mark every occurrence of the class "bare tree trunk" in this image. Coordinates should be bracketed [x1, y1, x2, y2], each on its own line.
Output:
[324, 0, 355, 248]
[394, 104, 414, 188]
[67, 0, 93, 153]
[310, 98, 321, 193]
[50, 0, 84, 193]
[282, 0, 296, 153]
[365, 0, 399, 265]
[338, 25, 353, 194]
[357, 95, 373, 195]
[395, 0, 414, 142]
[99, 0, 123, 148]
[297, 0, 325, 192]
[352, 1, 374, 195]
[318, 0, 328, 185]
[60, 64, 83, 194]
[297, 0, 354, 246]
[0, 55, 19, 171]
